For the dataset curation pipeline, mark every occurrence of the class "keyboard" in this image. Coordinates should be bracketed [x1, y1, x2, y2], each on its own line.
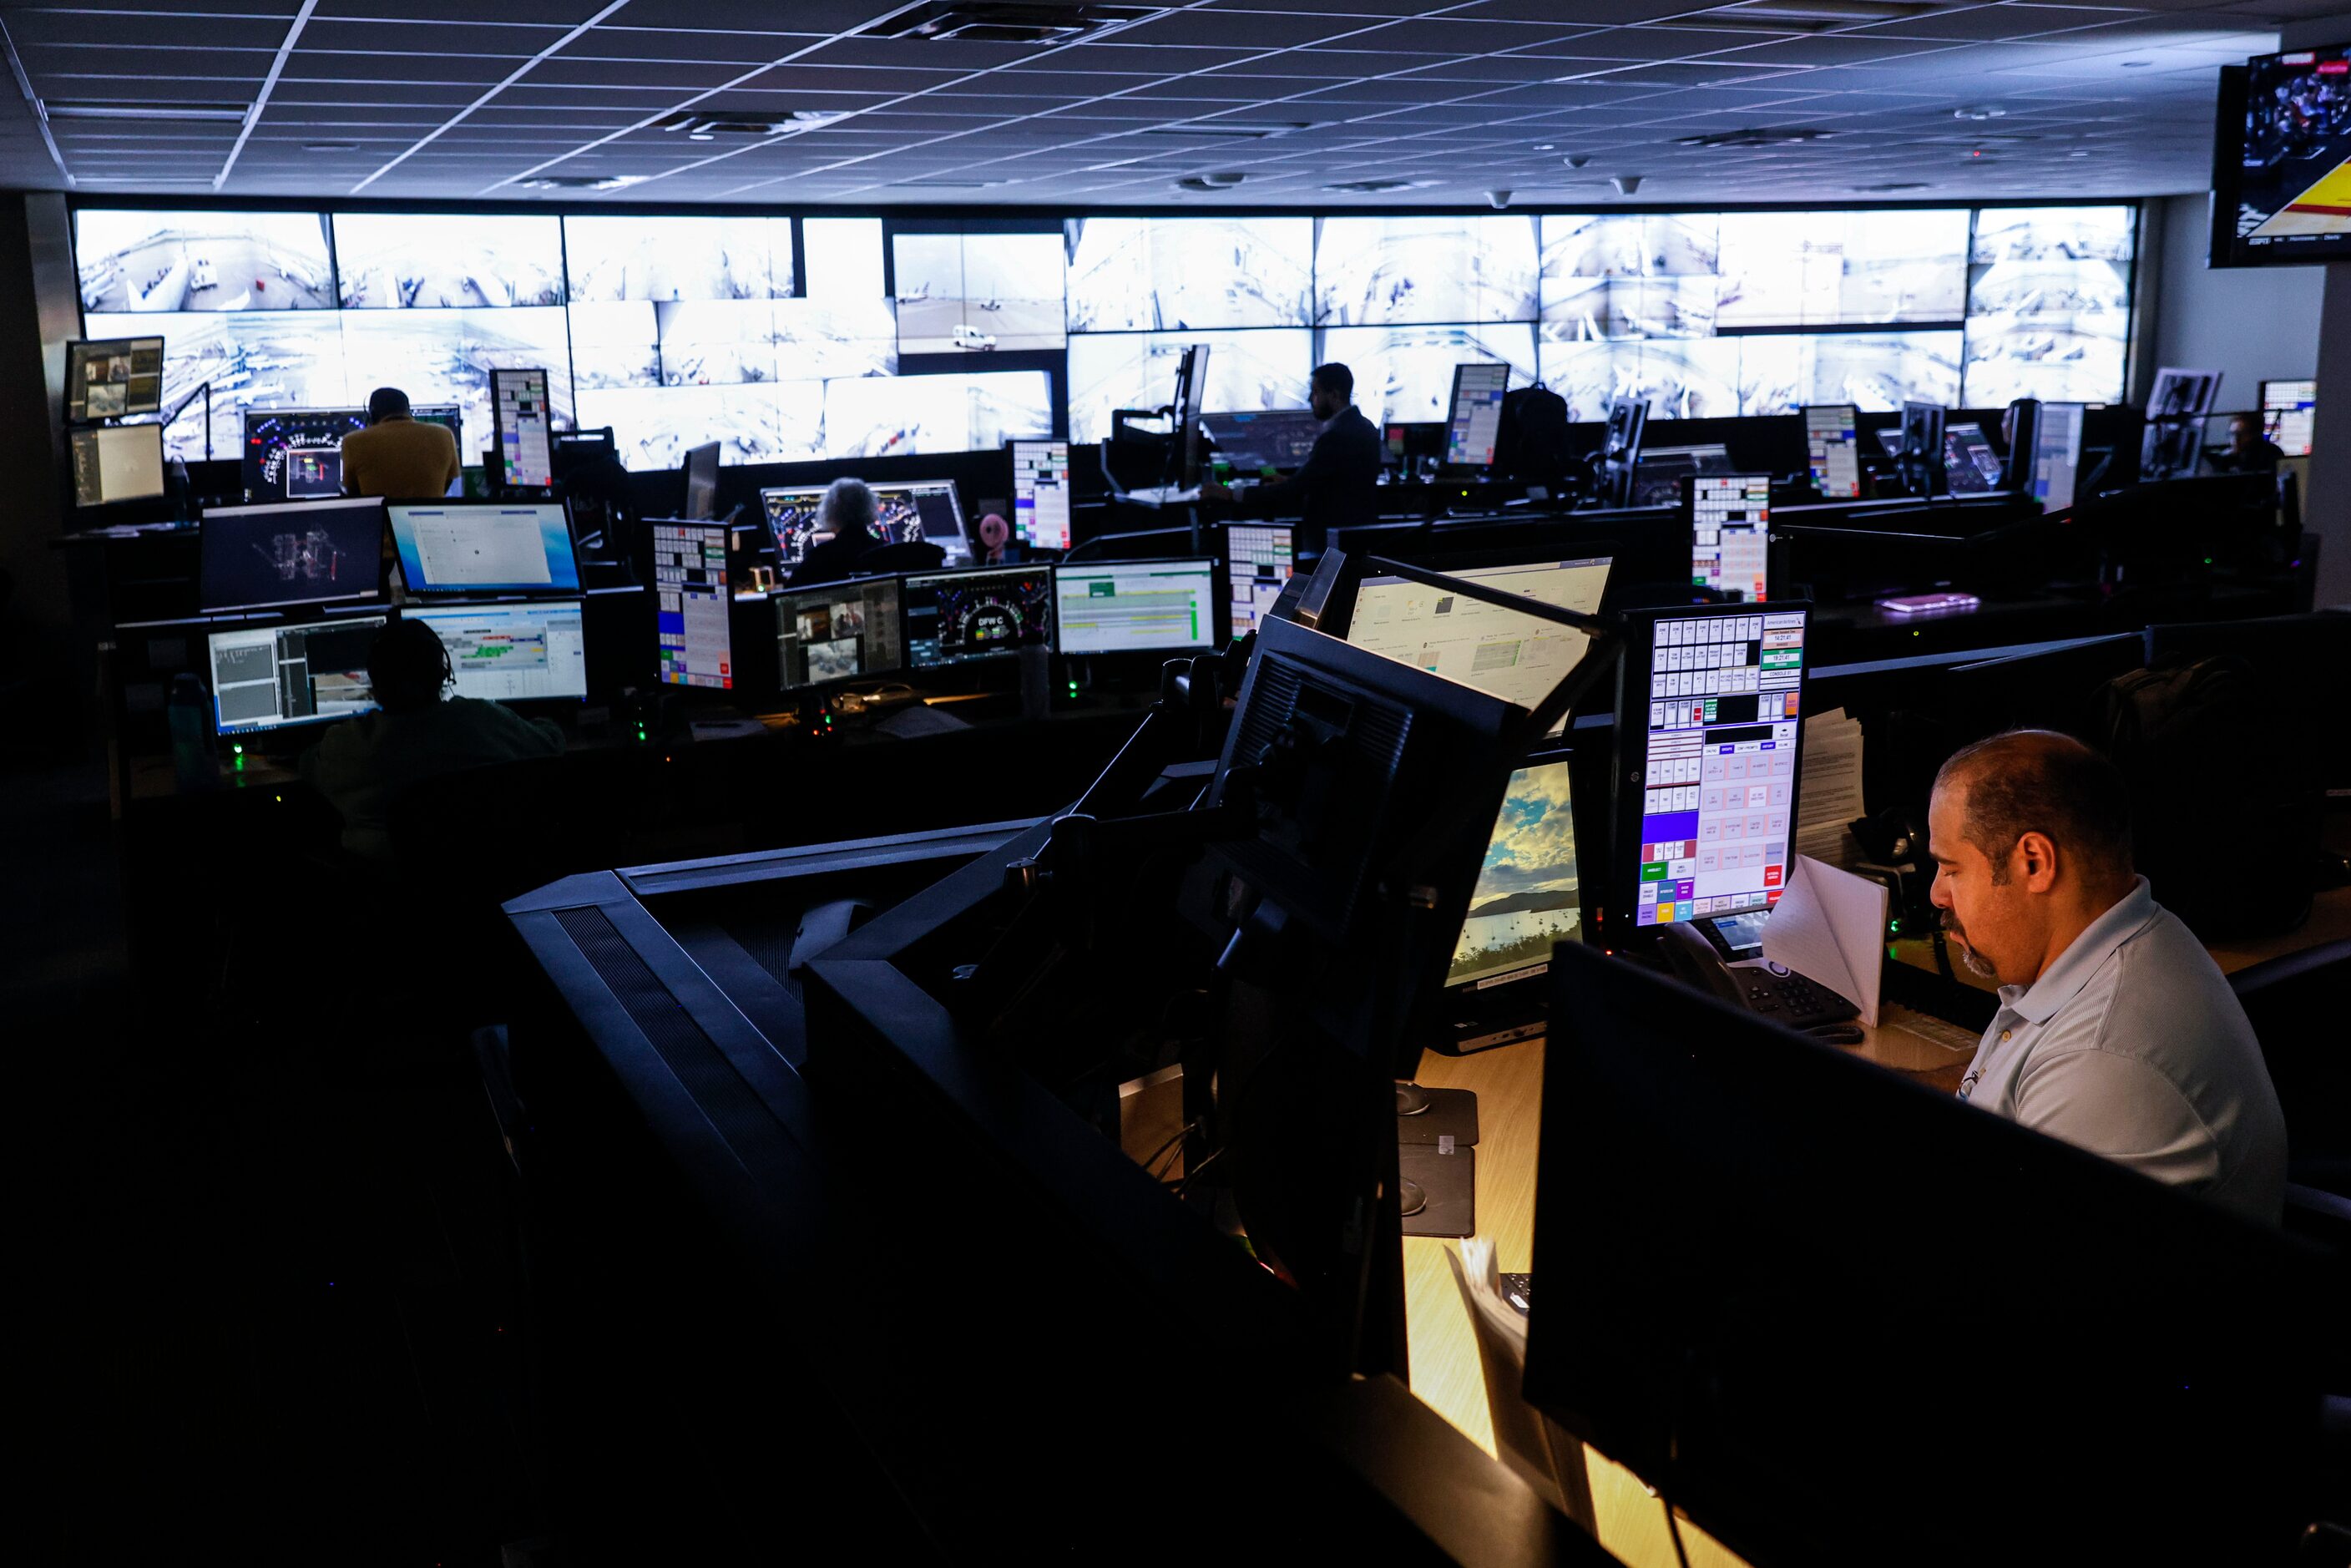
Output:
[1733, 967, 1859, 1030]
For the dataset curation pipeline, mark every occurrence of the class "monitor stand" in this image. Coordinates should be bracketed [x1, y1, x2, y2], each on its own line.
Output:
[1396, 1080, 1479, 1146]
[1397, 1080, 1479, 1237]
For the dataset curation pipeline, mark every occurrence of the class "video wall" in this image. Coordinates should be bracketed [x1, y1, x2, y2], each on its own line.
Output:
[74, 203, 2137, 468]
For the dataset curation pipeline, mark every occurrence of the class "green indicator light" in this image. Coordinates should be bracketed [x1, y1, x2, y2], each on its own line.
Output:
[231, 743, 243, 756]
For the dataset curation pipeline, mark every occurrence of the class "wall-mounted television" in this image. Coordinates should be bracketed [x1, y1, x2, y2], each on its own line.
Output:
[2209, 44, 2351, 268]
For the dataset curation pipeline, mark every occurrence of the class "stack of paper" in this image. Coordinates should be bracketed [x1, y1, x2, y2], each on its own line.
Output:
[1761, 855, 1889, 1025]
[1796, 707, 1866, 869]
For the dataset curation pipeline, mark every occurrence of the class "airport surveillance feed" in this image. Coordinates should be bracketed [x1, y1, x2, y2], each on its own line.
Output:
[564, 215, 795, 301]
[1064, 217, 1314, 332]
[75, 209, 333, 314]
[893, 230, 1068, 354]
[333, 213, 566, 308]
[1313, 216, 1541, 326]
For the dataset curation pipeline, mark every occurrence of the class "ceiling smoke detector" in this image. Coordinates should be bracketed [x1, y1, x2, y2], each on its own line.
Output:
[865, 3, 1167, 44]
[1610, 175, 1644, 196]
[1675, 127, 1831, 149]
[1175, 172, 1248, 191]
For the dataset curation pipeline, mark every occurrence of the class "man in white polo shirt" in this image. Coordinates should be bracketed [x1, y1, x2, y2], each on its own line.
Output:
[1926, 729, 2286, 1223]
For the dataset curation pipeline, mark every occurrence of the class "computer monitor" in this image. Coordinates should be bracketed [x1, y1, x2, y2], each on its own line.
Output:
[1443, 362, 1512, 469]
[774, 577, 904, 690]
[1010, 438, 1074, 550]
[876, 479, 971, 566]
[650, 522, 732, 690]
[1597, 397, 1648, 508]
[241, 405, 463, 503]
[1203, 410, 1325, 474]
[206, 615, 386, 735]
[1344, 555, 1612, 729]
[65, 336, 164, 422]
[1629, 443, 1732, 509]
[2141, 367, 2222, 479]
[491, 367, 555, 491]
[1614, 602, 1809, 936]
[387, 501, 580, 594]
[1802, 403, 1860, 499]
[1055, 559, 1219, 655]
[679, 440, 720, 522]
[1687, 474, 1771, 602]
[2260, 377, 2315, 457]
[1224, 523, 1295, 641]
[1525, 940, 2333, 1568]
[2030, 401, 2087, 511]
[200, 496, 386, 613]
[1941, 421, 2001, 494]
[68, 422, 165, 508]
[762, 485, 832, 565]
[902, 564, 1055, 667]
[1446, 754, 1581, 990]
[1898, 400, 1945, 498]
[401, 599, 588, 704]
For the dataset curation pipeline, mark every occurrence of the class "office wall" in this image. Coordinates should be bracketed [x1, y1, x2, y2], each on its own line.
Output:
[2149, 193, 2327, 407]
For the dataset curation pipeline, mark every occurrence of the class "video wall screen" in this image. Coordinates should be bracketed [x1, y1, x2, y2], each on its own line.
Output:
[1064, 217, 1314, 331]
[893, 229, 1067, 355]
[73, 203, 2136, 466]
[75, 209, 333, 314]
[564, 214, 794, 301]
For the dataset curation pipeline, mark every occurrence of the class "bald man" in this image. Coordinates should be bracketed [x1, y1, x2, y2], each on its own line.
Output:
[1927, 730, 2286, 1223]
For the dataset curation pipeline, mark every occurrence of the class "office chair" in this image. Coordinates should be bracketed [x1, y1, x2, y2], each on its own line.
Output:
[2229, 938, 2351, 1205]
[1442, 1239, 1599, 1535]
[857, 540, 946, 574]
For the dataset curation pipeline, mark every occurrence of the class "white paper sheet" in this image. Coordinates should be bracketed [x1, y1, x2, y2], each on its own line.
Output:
[1760, 853, 1888, 1025]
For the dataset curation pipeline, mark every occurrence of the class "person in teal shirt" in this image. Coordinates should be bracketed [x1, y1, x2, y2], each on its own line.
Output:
[304, 619, 562, 863]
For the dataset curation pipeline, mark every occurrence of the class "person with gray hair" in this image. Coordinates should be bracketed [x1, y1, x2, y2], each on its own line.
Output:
[1926, 728, 2285, 1221]
[789, 476, 881, 586]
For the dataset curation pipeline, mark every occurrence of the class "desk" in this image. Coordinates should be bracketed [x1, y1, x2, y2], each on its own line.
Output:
[1398, 888, 2348, 1567]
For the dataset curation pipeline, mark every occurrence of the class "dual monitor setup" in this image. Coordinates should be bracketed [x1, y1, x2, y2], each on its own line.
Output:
[196, 494, 585, 737]
[1317, 546, 1807, 1026]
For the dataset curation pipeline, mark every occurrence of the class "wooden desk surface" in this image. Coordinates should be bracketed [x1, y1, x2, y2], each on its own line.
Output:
[1398, 886, 2349, 1566]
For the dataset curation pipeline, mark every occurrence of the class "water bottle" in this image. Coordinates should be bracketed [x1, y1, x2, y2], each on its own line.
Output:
[1019, 630, 1052, 721]
[167, 672, 214, 792]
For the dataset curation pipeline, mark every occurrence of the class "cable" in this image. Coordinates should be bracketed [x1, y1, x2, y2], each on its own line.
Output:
[1661, 1495, 1693, 1568]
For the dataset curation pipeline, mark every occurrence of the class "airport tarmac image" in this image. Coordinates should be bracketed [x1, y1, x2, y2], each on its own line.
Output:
[80, 233, 332, 314]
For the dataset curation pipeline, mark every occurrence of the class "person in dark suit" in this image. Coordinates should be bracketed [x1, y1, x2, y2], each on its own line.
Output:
[1201, 362, 1382, 551]
[789, 477, 882, 586]
[2211, 412, 2287, 475]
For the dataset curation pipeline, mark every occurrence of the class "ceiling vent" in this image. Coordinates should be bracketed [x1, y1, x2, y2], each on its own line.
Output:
[650, 109, 844, 139]
[1668, 0, 1943, 34]
[1174, 172, 1248, 191]
[1141, 121, 1312, 139]
[517, 175, 641, 190]
[1852, 181, 1931, 192]
[889, 177, 1014, 188]
[1323, 177, 1438, 194]
[864, 3, 1166, 44]
[44, 100, 250, 122]
[1675, 127, 1832, 149]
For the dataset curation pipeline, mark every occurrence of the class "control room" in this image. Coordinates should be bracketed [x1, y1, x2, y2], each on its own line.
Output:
[5, 3, 2347, 1564]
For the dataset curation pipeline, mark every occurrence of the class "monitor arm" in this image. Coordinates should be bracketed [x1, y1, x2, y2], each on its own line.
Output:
[161, 379, 214, 461]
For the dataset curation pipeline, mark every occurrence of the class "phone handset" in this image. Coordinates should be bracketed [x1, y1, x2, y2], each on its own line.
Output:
[1657, 919, 1750, 1008]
